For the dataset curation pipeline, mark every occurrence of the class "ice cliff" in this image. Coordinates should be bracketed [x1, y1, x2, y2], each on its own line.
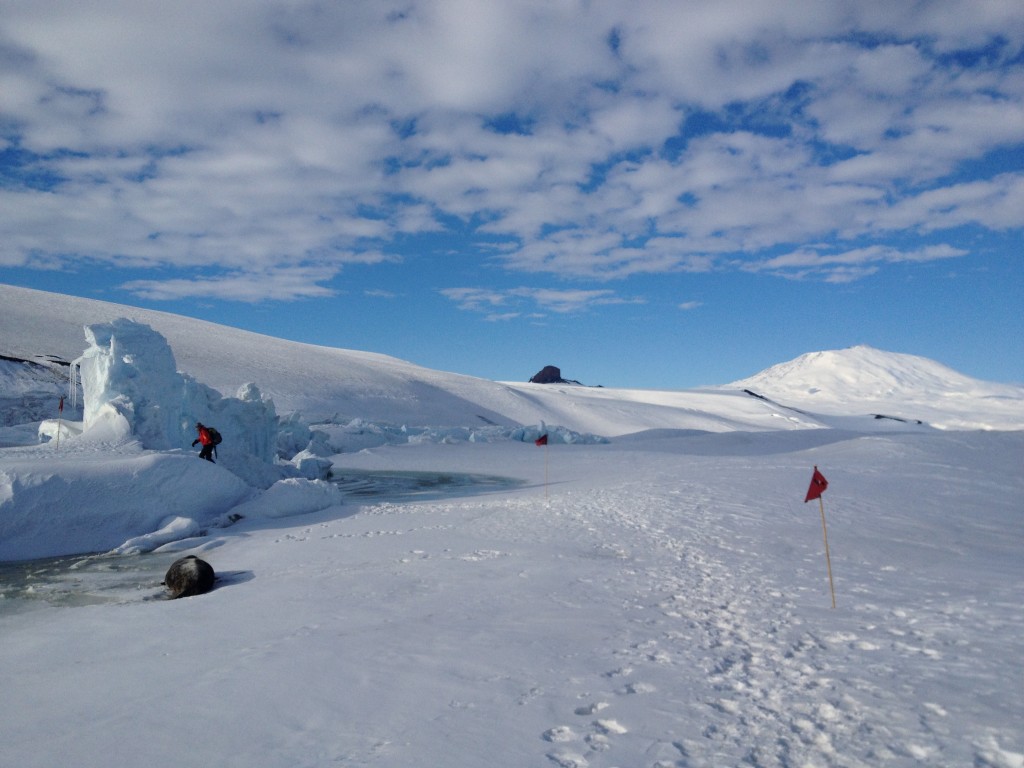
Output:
[72, 319, 279, 480]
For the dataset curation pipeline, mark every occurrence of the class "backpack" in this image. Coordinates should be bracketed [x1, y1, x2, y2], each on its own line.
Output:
[207, 427, 223, 446]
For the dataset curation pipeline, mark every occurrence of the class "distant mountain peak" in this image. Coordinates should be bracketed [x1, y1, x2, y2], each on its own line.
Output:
[731, 345, 994, 402]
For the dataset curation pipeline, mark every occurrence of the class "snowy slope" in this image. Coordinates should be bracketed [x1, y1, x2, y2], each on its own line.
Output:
[0, 283, 524, 427]
[4, 284, 1021, 433]
[0, 284, 809, 433]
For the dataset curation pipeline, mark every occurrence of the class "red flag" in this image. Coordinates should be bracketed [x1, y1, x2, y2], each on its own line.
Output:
[58, 396, 64, 414]
[804, 466, 828, 502]
[535, 434, 548, 446]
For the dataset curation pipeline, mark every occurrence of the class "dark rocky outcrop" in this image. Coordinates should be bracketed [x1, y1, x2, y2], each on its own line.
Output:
[529, 365, 580, 385]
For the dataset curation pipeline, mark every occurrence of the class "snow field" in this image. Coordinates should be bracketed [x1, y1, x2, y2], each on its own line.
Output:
[3, 432, 1021, 768]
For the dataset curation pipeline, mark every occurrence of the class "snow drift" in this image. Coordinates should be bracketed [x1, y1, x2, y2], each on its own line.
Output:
[0, 451, 252, 560]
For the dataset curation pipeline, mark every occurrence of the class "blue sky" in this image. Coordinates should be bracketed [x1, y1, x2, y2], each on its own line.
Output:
[1, 1, 1022, 388]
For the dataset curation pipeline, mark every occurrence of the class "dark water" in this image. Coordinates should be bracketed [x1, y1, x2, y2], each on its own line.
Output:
[329, 468, 521, 502]
[0, 550, 184, 613]
[0, 470, 521, 614]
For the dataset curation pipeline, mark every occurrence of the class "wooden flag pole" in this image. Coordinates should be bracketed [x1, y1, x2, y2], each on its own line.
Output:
[544, 442, 549, 501]
[818, 496, 836, 608]
[536, 432, 550, 501]
[55, 396, 64, 452]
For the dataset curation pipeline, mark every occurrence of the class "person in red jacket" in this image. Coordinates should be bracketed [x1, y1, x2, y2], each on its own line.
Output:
[192, 422, 216, 462]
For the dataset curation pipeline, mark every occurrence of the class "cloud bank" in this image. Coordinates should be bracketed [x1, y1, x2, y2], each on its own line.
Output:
[2, 1, 1022, 305]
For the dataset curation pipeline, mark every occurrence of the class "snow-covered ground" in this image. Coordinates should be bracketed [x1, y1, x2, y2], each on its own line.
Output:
[1, 284, 1022, 768]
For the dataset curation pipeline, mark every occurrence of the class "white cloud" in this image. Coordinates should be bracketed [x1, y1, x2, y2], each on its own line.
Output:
[1, 1, 1021, 299]
[879, 173, 1024, 232]
[747, 243, 968, 282]
[523, 287, 643, 313]
[441, 285, 642, 315]
[439, 287, 510, 312]
[121, 265, 342, 303]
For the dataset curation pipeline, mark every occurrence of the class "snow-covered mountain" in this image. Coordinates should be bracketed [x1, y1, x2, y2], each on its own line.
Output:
[733, 345, 1006, 399]
[731, 345, 1024, 430]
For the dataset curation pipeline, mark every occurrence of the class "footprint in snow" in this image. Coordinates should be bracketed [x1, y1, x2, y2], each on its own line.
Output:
[546, 750, 589, 768]
[602, 665, 633, 678]
[621, 681, 656, 695]
[543, 726, 578, 743]
[594, 718, 628, 735]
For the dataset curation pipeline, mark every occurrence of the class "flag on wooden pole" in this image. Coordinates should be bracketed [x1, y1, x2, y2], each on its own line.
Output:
[804, 465, 836, 608]
[536, 433, 549, 500]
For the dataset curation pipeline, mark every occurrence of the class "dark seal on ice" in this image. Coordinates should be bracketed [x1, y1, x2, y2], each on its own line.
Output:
[163, 555, 216, 599]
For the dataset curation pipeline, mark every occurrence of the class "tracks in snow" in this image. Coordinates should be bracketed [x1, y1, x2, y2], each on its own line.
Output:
[258, 457, 1022, 767]
[520, 478, 1002, 767]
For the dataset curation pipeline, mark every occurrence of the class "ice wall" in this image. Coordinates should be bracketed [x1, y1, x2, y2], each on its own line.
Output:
[77, 319, 182, 449]
[74, 319, 279, 469]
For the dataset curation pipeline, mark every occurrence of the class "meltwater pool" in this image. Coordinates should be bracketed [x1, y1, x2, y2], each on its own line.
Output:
[0, 469, 521, 614]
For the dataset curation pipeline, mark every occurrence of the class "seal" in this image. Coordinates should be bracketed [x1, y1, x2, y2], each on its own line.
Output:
[163, 555, 216, 598]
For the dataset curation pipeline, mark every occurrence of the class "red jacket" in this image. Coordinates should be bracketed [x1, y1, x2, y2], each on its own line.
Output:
[197, 426, 214, 446]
